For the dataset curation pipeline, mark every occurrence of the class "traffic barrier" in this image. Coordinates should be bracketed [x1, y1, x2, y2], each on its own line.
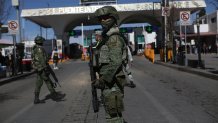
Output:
[85, 56, 90, 61]
[81, 54, 85, 61]
[144, 48, 155, 63]
[167, 49, 173, 61]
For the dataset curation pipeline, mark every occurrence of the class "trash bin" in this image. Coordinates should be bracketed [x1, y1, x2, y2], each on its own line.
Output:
[177, 51, 185, 66]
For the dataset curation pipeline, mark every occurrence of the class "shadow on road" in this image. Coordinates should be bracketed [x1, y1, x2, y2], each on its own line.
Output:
[41, 91, 66, 102]
[0, 93, 20, 103]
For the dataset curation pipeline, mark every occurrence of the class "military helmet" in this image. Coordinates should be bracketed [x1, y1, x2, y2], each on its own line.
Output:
[34, 36, 45, 44]
[95, 6, 119, 20]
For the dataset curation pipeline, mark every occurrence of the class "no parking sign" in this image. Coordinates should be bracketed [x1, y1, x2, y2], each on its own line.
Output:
[180, 11, 191, 25]
[8, 20, 19, 34]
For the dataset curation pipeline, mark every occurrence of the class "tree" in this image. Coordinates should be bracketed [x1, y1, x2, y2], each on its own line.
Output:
[0, 0, 11, 39]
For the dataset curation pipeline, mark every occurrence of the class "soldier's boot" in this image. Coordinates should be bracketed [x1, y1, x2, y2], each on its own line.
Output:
[34, 92, 45, 104]
[128, 81, 136, 88]
[50, 92, 65, 101]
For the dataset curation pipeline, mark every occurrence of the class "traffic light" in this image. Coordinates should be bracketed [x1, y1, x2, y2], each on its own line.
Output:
[120, 28, 128, 33]
[68, 30, 81, 36]
[68, 30, 76, 36]
[145, 25, 153, 33]
[119, 27, 133, 33]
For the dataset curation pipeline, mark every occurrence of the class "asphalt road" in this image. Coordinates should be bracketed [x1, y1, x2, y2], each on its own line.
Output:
[0, 56, 218, 123]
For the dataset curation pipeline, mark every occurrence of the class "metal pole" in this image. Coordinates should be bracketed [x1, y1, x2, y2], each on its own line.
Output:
[81, 23, 84, 46]
[179, 24, 182, 47]
[40, 26, 42, 36]
[46, 28, 47, 39]
[184, 25, 187, 65]
[172, 31, 176, 63]
[196, 14, 202, 68]
[13, 35, 17, 75]
[0, 22, 2, 39]
[16, 1, 22, 42]
[164, 0, 167, 62]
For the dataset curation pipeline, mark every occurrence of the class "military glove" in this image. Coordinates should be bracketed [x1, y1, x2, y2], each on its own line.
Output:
[44, 67, 50, 76]
[92, 78, 105, 89]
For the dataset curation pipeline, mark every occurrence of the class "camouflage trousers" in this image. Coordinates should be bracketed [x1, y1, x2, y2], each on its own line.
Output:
[103, 84, 124, 123]
[35, 71, 55, 94]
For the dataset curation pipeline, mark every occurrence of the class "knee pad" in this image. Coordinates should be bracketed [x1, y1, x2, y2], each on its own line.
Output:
[104, 90, 124, 115]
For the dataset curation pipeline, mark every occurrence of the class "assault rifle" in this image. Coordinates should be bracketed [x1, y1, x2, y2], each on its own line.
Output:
[46, 63, 61, 88]
[89, 42, 99, 113]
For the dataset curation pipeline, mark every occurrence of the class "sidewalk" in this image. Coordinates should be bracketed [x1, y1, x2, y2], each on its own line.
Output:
[154, 53, 218, 81]
[0, 70, 35, 86]
[0, 58, 71, 86]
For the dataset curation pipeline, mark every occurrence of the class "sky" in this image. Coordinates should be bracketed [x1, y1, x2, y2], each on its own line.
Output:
[2, 0, 218, 42]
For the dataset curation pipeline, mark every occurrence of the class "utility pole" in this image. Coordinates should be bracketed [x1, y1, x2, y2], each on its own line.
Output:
[163, 0, 169, 62]
[12, 0, 22, 42]
[196, 13, 202, 68]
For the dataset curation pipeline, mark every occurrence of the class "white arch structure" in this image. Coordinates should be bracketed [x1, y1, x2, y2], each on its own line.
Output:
[21, 0, 206, 45]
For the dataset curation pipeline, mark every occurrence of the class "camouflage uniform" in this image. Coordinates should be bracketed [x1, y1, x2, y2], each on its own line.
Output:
[32, 36, 62, 104]
[94, 6, 127, 123]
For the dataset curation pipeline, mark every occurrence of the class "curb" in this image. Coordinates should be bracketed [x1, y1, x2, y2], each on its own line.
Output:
[0, 71, 36, 86]
[154, 61, 218, 81]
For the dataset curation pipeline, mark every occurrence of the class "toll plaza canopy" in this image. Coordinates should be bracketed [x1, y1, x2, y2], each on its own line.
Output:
[21, 0, 206, 40]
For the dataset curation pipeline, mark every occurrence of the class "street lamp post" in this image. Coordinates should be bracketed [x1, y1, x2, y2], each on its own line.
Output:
[196, 13, 202, 68]
[172, 30, 176, 63]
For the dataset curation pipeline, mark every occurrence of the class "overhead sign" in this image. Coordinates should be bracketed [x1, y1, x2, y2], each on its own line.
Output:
[8, 20, 19, 34]
[162, 7, 170, 16]
[180, 11, 191, 25]
[80, 0, 116, 4]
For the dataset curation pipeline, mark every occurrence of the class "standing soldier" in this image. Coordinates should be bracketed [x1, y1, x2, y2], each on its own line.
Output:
[32, 36, 64, 104]
[93, 6, 127, 123]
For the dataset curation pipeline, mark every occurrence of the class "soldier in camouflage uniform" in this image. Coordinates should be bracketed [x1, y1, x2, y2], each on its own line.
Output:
[93, 6, 127, 123]
[32, 36, 64, 104]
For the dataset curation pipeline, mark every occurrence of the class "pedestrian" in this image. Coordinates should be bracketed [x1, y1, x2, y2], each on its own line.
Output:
[31, 36, 65, 104]
[93, 6, 127, 123]
[51, 47, 60, 70]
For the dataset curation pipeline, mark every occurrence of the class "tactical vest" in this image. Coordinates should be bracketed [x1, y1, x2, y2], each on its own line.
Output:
[98, 33, 127, 66]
